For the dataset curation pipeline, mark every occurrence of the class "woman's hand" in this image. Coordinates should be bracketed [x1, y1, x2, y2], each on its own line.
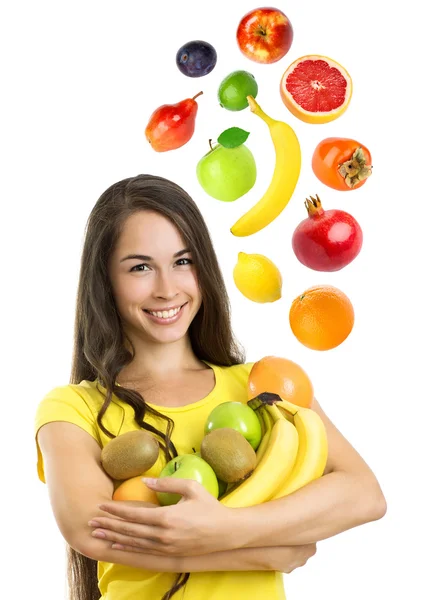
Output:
[262, 543, 317, 573]
[88, 477, 240, 557]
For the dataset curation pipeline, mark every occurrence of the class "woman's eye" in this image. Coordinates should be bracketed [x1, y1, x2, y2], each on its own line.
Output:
[130, 259, 193, 272]
[130, 263, 150, 272]
[176, 258, 193, 266]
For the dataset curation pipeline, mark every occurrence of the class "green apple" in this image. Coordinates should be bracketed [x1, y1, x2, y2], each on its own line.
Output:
[196, 143, 256, 202]
[205, 401, 262, 451]
[157, 454, 219, 506]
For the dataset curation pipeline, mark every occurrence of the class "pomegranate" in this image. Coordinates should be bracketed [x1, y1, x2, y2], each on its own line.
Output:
[292, 195, 363, 272]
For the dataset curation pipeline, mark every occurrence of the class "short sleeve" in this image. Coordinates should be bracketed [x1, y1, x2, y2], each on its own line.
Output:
[34, 385, 101, 484]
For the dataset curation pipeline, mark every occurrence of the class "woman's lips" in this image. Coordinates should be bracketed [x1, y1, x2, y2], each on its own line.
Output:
[143, 303, 187, 325]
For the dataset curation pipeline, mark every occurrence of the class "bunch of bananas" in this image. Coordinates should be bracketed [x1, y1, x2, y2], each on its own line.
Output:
[219, 394, 328, 507]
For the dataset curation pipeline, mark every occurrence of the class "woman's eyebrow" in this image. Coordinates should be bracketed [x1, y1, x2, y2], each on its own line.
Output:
[119, 248, 191, 262]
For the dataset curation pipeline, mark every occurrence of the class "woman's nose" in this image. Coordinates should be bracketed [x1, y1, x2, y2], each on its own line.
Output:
[154, 270, 179, 300]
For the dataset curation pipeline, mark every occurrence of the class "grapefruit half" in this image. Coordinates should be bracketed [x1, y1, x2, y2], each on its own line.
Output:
[280, 55, 352, 124]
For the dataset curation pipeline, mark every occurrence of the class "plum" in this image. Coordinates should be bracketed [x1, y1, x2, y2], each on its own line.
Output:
[176, 40, 217, 78]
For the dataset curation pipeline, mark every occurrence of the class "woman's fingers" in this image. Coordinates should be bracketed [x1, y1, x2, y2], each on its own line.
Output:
[111, 544, 166, 555]
[92, 527, 171, 554]
[97, 502, 167, 526]
[90, 517, 161, 542]
[112, 544, 144, 553]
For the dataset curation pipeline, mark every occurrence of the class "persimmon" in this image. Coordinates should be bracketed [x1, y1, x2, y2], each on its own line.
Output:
[312, 137, 372, 191]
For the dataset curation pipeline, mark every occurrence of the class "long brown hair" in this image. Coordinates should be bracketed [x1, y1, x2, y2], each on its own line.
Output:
[67, 174, 245, 600]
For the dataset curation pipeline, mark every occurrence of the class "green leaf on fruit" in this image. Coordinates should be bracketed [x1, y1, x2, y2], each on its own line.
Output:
[217, 127, 250, 149]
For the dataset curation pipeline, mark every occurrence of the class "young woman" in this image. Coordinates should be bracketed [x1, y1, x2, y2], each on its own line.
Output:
[35, 174, 387, 600]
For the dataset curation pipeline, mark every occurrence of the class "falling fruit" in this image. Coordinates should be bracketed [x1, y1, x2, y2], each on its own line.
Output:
[230, 95, 301, 237]
[233, 252, 282, 303]
[289, 285, 354, 350]
[176, 40, 217, 77]
[280, 55, 352, 124]
[196, 127, 256, 202]
[145, 91, 203, 152]
[292, 194, 363, 272]
[218, 70, 258, 111]
[312, 137, 373, 190]
[236, 7, 294, 64]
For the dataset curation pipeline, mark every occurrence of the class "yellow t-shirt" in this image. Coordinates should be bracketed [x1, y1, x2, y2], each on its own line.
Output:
[34, 361, 286, 600]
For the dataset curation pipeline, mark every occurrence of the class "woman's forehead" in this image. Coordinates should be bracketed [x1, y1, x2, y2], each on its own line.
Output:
[116, 211, 186, 254]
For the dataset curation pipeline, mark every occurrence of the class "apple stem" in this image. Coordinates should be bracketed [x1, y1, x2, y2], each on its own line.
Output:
[192, 91, 203, 101]
[209, 138, 213, 150]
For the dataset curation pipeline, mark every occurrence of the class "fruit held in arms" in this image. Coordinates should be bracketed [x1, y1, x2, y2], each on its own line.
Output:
[112, 476, 161, 504]
[233, 252, 282, 303]
[289, 285, 355, 351]
[236, 7, 293, 64]
[176, 40, 217, 77]
[248, 356, 314, 409]
[292, 195, 363, 272]
[101, 430, 159, 480]
[145, 91, 203, 152]
[201, 427, 257, 483]
[157, 454, 219, 506]
[196, 127, 256, 202]
[280, 55, 352, 124]
[205, 401, 262, 451]
[230, 95, 301, 237]
[250, 393, 328, 501]
[312, 138, 372, 191]
[220, 397, 299, 508]
[218, 70, 258, 111]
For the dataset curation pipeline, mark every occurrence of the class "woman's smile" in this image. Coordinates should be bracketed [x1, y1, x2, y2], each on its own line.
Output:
[143, 302, 188, 325]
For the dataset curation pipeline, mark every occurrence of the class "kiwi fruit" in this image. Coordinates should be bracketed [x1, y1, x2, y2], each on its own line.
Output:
[101, 430, 159, 480]
[200, 427, 256, 483]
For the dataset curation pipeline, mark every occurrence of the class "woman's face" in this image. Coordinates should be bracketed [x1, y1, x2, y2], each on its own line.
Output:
[108, 210, 202, 345]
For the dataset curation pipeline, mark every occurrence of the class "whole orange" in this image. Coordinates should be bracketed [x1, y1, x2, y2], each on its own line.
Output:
[289, 285, 354, 351]
[113, 475, 160, 504]
[248, 355, 314, 408]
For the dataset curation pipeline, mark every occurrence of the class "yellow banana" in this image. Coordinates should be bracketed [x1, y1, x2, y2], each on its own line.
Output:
[254, 404, 273, 466]
[220, 404, 298, 508]
[269, 397, 328, 500]
[230, 95, 301, 237]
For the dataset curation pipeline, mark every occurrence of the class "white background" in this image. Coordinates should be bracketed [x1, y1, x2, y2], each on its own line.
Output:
[2, 1, 426, 599]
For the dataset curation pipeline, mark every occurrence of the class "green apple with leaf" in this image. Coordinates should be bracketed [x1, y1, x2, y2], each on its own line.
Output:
[196, 127, 256, 202]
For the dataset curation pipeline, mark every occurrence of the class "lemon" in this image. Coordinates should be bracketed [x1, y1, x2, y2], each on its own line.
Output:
[233, 252, 282, 303]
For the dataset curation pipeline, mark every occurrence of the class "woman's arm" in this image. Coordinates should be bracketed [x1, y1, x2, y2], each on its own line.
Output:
[88, 538, 317, 574]
[233, 397, 387, 549]
[39, 420, 316, 576]
[37, 421, 117, 555]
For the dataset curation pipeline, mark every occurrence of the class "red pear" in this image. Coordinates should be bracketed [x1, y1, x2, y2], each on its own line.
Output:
[145, 91, 203, 152]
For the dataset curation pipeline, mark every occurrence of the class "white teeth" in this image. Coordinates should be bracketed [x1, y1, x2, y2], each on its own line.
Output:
[147, 306, 181, 319]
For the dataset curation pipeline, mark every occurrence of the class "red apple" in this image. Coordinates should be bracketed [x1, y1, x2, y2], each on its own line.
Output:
[236, 7, 293, 64]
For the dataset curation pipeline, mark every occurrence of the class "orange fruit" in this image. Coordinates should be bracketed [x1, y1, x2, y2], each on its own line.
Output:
[280, 55, 352, 124]
[289, 285, 354, 351]
[112, 475, 161, 504]
[248, 356, 314, 408]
